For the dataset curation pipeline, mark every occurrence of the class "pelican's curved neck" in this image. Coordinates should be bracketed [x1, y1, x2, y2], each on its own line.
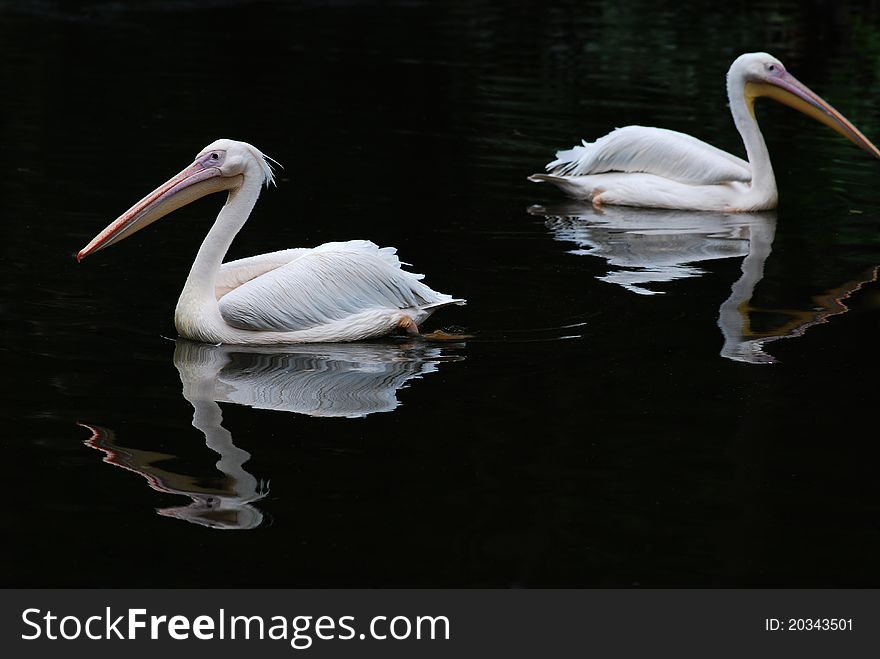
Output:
[175, 170, 263, 333]
[728, 74, 777, 203]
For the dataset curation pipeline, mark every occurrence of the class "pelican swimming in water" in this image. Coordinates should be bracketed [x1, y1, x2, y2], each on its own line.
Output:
[529, 52, 880, 211]
[77, 139, 464, 344]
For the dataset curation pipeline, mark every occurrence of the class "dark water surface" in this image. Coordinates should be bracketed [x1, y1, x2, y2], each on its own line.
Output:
[3, 1, 880, 587]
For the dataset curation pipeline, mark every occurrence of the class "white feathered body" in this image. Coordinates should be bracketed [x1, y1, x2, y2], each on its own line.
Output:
[176, 240, 463, 345]
[546, 126, 750, 184]
[530, 125, 777, 212]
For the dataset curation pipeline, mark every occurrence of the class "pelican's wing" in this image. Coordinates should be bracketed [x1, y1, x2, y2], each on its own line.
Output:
[217, 240, 459, 332]
[546, 126, 751, 184]
[216, 248, 313, 299]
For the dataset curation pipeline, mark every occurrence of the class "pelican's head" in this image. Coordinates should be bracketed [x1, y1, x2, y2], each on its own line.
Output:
[729, 52, 787, 85]
[729, 52, 880, 160]
[76, 139, 276, 262]
[194, 138, 277, 188]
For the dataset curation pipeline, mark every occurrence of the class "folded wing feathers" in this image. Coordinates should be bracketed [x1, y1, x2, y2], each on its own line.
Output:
[546, 126, 751, 185]
[218, 241, 453, 332]
[216, 248, 314, 299]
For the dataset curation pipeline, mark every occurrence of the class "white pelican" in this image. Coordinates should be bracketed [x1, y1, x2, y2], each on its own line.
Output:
[529, 52, 880, 211]
[77, 139, 464, 344]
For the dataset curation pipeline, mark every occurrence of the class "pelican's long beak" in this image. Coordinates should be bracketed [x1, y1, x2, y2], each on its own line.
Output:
[746, 72, 880, 159]
[76, 160, 238, 262]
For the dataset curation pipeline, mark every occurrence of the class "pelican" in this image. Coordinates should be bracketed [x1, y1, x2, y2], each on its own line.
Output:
[77, 139, 464, 344]
[529, 52, 880, 211]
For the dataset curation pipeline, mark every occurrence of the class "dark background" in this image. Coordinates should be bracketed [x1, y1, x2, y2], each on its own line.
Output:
[2, 0, 880, 587]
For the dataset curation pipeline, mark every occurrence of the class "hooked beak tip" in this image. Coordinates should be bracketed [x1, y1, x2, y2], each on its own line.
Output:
[76, 250, 86, 263]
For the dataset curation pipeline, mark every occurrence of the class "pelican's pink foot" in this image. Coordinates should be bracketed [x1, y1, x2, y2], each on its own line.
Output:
[396, 314, 419, 336]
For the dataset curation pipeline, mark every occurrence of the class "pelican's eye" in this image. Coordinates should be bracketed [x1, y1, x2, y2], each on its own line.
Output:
[199, 149, 226, 167]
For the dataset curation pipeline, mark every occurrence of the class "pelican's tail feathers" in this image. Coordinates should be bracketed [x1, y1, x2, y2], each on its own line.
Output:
[545, 140, 594, 175]
[412, 296, 466, 326]
[528, 173, 566, 184]
[527, 173, 594, 200]
[420, 298, 466, 311]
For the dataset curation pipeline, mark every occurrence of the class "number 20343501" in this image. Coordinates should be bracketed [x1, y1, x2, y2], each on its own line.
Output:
[765, 618, 852, 631]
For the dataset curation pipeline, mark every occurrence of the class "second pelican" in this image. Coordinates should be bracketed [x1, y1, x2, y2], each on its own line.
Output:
[530, 52, 880, 211]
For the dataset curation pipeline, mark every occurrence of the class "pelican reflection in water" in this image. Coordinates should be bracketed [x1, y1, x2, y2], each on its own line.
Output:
[533, 203, 877, 364]
[81, 340, 462, 529]
[175, 339, 462, 418]
[81, 420, 268, 531]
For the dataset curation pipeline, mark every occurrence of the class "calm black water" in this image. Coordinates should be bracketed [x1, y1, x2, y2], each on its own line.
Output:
[3, 0, 880, 587]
